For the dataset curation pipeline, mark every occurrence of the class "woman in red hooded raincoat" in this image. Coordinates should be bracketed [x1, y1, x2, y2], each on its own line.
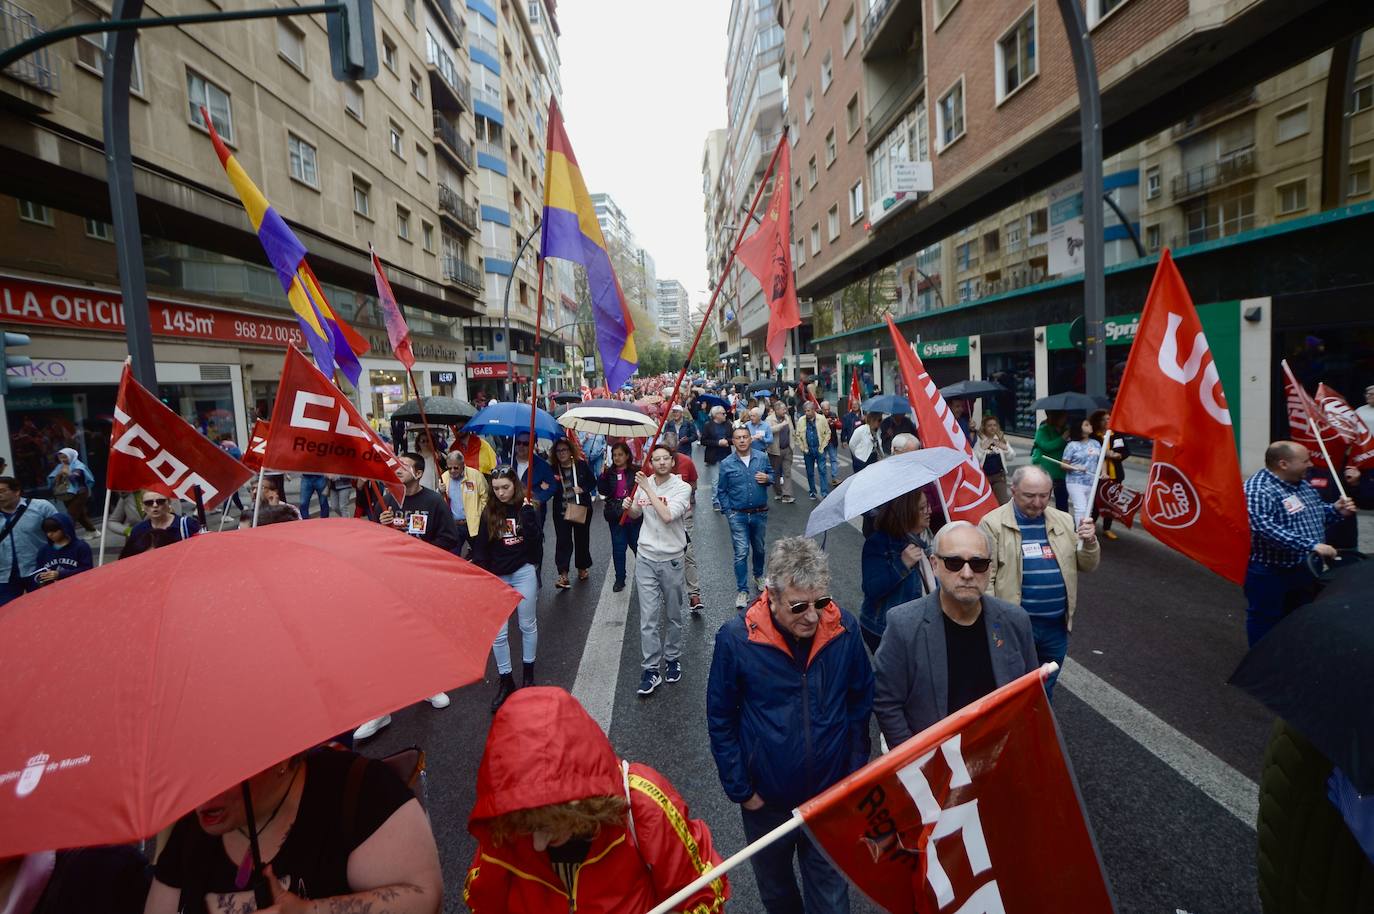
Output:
[464, 687, 728, 913]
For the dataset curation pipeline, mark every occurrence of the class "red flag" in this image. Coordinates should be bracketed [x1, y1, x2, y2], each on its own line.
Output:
[1281, 361, 1345, 469]
[1315, 382, 1374, 470]
[886, 316, 995, 524]
[1094, 479, 1144, 529]
[370, 246, 415, 370]
[850, 367, 862, 411]
[1111, 251, 1248, 584]
[263, 346, 406, 503]
[241, 420, 270, 472]
[798, 668, 1113, 914]
[108, 363, 254, 511]
[735, 139, 800, 367]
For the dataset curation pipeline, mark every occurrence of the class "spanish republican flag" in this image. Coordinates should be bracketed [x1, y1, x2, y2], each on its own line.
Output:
[539, 99, 637, 391]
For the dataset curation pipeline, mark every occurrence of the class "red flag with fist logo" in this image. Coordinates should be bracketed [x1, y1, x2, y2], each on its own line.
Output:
[1112, 251, 1248, 584]
[797, 668, 1113, 913]
[263, 346, 405, 502]
[1315, 382, 1374, 470]
[107, 362, 254, 511]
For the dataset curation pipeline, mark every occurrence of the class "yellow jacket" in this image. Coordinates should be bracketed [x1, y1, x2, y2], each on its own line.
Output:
[978, 501, 1100, 631]
[440, 465, 489, 536]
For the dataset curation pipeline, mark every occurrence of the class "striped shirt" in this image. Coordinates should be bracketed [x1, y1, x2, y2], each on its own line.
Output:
[1014, 505, 1067, 619]
[1244, 468, 1338, 568]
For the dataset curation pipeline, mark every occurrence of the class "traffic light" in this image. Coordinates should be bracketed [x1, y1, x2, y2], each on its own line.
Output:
[327, 0, 378, 81]
[0, 332, 31, 397]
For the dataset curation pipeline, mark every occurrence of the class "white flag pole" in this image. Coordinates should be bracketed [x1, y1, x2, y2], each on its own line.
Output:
[97, 488, 113, 567]
[1282, 360, 1348, 499]
[1086, 427, 1113, 515]
[250, 466, 266, 527]
[643, 815, 802, 914]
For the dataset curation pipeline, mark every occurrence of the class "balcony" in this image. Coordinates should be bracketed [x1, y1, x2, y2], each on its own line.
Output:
[473, 85, 502, 110]
[1171, 88, 1258, 139]
[438, 184, 479, 234]
[476, 139, 505, 163]
[862, 0, 921, 62]
[443, 256, 483, 294]
[1171, 146, 1256, 201]
[425, 0, 464, 45]
[1, 0, 59, 95]
[469, 33, 499, 62]
[425, 43, 470, 112]
[862, 0, 893, 45]
[432, 114, 474, 172]
[865, 72, 923, 143]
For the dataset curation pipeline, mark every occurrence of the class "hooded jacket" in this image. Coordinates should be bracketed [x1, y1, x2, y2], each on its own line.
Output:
[464, 688, 727, 914]
[706, 591, 874, 809]
[46, 448, 92, 495]
[31, 513, 92, 586]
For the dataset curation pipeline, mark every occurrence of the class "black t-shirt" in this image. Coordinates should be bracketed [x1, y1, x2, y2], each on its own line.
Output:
[371, 486, 459, 551]
[944, 611, 996, 715]
[155, 750, 414, 910]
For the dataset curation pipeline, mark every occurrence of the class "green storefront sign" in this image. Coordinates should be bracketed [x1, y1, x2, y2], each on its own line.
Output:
[840, 350, 874, 368]
[916, 336, 968, 360]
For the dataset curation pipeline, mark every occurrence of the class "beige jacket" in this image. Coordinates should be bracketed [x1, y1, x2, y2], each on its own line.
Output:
[978, 501, 1100, 631]
[793, 413, 832, 454]
[439, 465, 489, 537]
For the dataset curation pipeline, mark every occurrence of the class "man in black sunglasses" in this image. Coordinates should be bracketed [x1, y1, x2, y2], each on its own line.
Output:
[873, 521, 1037, 748]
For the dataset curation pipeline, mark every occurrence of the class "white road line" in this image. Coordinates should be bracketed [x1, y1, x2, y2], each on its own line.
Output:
[571, 550, 635, 733]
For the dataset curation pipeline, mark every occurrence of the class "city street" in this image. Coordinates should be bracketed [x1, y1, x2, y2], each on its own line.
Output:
[360, 449, 1275, 914]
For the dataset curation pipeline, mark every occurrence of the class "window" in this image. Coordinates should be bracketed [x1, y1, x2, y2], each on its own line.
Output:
[808, 156, 818, 188]
[802, 18, 811, 53]
[83, 218, 113, 240]
[827, 204, 839, 240]
[277, 20, 306, 71]
[389, 121, 405, 158]
[287, 134, 318, 187]
[804, 88, 814, 122]
[404, 0, 416, 22]
[352, 177, 371, 217]
[983, 229, 999, 255]
[1027, 208, 1048, 237]
[1088, 0, 1128, 25]
[794, 175, 803, 205]
[1145, 166, 1160, 200]
[1275, 105, 1309, 144]
[956, 279, 974, 303]
[846, 94, 860, 137]
[409, 68, 423, 102]
[810, 223, 821, 254]
[788, 53, 796, 85]
[820, 0, 828, 14]
[415, 146, 429, 179]
[1354, 76, 1373, 114]
[187, 70, 233, 141]
[1350, 160, 1372, 198]
[422, 220, 435, 251]
[820, 52, 833, 93]
[1276, 179, 1307, 215]
[344, 81, 364, 120]
[1144, 224, 1161, 252]
[956, 240, 977, 270]
[17, 200, 52, 225]
[825, 128, 836, 165]
[849, 179, 864, 222]
[936, 78, 965, 149]
[842, 6, 856, 52]
[74, 6, 143, 92]
[397, 205, 412, 241]
[934, 0, 960, 25]
[996, 10, 1036, 101]
[1004, 221, 1022, 253]
[382, 34, 398, 72]
[795, 237, 806, 267]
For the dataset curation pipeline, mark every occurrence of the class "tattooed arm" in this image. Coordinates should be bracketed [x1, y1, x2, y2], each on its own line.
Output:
[341, 799, 442, 913]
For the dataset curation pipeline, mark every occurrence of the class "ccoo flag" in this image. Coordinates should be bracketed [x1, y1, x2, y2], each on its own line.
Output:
[539, 99, 637, 391]
[735, 136, 801, 367]
[201, 108, 369, 385]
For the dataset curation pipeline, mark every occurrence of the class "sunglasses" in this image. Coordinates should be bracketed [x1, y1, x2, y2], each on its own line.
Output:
[786, 596, 832, 614]
[493, 465, 515, 476]
[936, 555, 992, 573]
[143, 498, 169, 507]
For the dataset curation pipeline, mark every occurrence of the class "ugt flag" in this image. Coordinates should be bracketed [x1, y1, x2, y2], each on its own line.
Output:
[108, 363, 254, 511]
[1316, 382, 1374, 470]
[886, 315, 995, 524]
[797, 667, 1114, 913]
[1094, 479, 1144, 529]
[735, 136, 801, 367]
[1281, 361, 1345, 469]
[1112, 251, 1248, 584]
[263, 346, 406, 503]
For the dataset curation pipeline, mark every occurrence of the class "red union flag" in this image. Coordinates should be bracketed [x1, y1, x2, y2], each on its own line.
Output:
[1094, 479, 1144, 529]
[1315, 382, 1374, 470]
[886, 316, 995, 524]
[735, 138, 801, 367]
[241, 420, 270, 472]
[1111, 251, 1248, 584]
[1281, 362, 1346, 469]
[108, 363, 254, 511]
[264, 346, 405, 502]
[797, 668, 1113, 913]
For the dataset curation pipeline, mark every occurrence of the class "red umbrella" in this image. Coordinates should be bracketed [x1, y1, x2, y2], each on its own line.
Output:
[0, 518, 519, 859]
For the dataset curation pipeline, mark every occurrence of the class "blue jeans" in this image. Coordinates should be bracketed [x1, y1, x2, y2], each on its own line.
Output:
[1029, 614, 1069, 699]
[491, 563, 538, 674]
[299, 474, 330, 518]
[1243, 562, 1317, 647]
[803, 451, 830, 497]
[741, 802, 850, 914]
[825, 442, 839, 479]
[726, 510, 768, 593]
[704, 461, 721, 509]
[607, 515, 641, 584]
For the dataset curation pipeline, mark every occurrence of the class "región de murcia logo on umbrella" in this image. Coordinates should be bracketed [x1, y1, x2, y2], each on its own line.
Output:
[2, 751, 92, 798]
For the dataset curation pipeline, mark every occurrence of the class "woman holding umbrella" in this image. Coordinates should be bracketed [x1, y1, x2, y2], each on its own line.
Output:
[550, 437, 595, 589]
[860, 489, 936, 654]
[597, 442, 642, 593]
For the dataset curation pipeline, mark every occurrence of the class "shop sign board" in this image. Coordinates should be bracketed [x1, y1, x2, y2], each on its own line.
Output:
[916, 336, 968, 360]
[1047, 314, 1142, 350]
[1048, 177, 1085, 276]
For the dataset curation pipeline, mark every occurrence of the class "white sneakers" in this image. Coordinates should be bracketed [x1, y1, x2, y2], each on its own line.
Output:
[352, 714, 392, 741]
[427, 692, 450, 709]
[736, 591, 749, 609]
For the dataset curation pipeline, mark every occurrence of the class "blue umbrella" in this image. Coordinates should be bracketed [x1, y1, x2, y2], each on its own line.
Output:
[695, 393, 729, 410]
[462, 401, 563, 440]
[861, 394, 911, 415]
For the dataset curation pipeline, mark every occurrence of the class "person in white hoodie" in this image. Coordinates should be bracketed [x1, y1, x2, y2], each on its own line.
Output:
[625, 443, 692, 697]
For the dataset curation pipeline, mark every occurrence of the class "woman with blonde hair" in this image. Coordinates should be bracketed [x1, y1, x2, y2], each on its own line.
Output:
[973, 414, 1016, 504]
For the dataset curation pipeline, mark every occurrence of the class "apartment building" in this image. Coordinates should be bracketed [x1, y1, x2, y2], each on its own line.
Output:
[656, 279, 691, 347]
[0, 0, 488, 486]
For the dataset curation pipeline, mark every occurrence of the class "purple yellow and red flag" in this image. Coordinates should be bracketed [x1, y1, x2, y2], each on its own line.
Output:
[200, 108, 369, 385]
[539, 99, 637, 391]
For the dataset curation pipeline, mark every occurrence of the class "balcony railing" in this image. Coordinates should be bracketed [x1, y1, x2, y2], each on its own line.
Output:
[473, 85, 502, 109]
[425, 44, 471, 110]
[469, 33, 499, 60]
[437, 184, 479, 232]
[476, 140, 505, 162]
[431, 114, 474, 170]
[1, 0, 59, 94]
[862, 0, 894, 46]
[1171, 88, 1258, 138]
[426, 0, 464, 42]
[1171, 146, 1256, 200]
[443, 256, 483, 292]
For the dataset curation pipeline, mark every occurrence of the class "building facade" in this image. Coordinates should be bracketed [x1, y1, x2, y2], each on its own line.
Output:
[655, 279, 691, 347]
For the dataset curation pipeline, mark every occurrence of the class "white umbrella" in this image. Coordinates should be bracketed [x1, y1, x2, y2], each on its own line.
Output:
[557, 399, 659, 437]
[804, 447, 968, 537]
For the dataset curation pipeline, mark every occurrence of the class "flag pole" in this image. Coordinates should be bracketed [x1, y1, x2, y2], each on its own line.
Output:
[1086, 427, 1113, 517]
[97, 488, 112, 567]
[644, 815, 803, 914]
[250, 466, 266, 527]
[526, 255, 547, 500]
[1282, 359, 1348, 499]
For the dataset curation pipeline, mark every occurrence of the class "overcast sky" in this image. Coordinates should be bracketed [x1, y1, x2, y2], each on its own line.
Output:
[557, 0, 731, 306]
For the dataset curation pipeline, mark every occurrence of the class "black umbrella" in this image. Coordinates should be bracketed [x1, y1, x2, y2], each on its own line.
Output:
[730, 375, 752, 387]
[391, 395, 477, 425]
[550, 392, 582, 405]
[939, 379, 1009, 400]
[1031, 392, 1112, 412]
[1229, 557, 1374, 793]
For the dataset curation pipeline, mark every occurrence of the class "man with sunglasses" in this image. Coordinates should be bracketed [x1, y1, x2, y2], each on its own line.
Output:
[873, 521, 1037, 747]
[978, 465, 1099, 698]
[707, 536, 873, 913]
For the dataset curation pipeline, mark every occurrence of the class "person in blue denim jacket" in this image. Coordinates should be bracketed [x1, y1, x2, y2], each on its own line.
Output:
[716, 425, 773, 609]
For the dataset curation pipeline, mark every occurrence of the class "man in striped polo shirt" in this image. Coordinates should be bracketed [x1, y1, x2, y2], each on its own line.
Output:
[979, 465, 1100, 697]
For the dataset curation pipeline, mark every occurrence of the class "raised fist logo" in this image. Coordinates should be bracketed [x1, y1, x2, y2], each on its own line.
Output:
[1145, 462, 1201, 529]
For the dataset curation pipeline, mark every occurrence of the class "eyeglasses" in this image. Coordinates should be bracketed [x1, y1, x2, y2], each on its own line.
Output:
[936, 555, 992, 573]
[786, 596, 832, 614]
[142, 498, 169, 507]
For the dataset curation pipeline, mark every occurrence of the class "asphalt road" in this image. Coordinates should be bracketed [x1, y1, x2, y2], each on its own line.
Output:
[359, 448, 1277, 914]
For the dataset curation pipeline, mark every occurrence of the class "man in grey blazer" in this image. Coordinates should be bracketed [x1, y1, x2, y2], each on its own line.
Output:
[874, 520, 1038, 747]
